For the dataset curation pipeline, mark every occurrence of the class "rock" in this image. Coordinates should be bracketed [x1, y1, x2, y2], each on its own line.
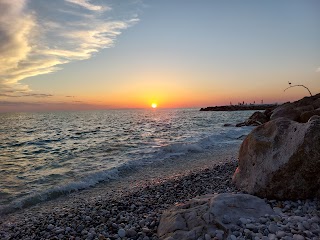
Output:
[236, 111, 268, 127]
[233, 117, 320, 199]
[204, 233, 211, 240]
[235, 122, 247, 127]
[270, 103, 301, 121]
[276, 231, 286, 238]
[200, 104, 277, 112]
[235, 94, 320, 126]
[139, 219, 145, 227]
[126, 228, 137, 237]
[299, 109, 320, 123]
[293, 234, 305, 240]
[296, 105, 314, 113]
[313, 98, 320, 109]
[268, 223, 279, 233]
[157, 193, 274, 239]
[248, 111, 268, 124]
[230, 235, 237, 240]
[47, 224, 55, 230]
[302, 221, 310, 230]
[118, 228, 126, 238]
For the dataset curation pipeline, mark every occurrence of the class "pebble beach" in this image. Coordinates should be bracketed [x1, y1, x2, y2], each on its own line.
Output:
[1, 151, 319, 240]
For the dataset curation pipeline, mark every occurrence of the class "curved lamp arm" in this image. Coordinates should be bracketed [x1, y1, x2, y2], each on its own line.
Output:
[284, 84, 312, 96]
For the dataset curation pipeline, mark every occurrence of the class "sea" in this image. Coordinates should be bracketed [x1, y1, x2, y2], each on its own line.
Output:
[0, 108, 254, 214]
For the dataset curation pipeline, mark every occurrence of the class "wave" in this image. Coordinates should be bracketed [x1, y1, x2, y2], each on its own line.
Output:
[0, 168, 120, 215]
[0, 125, 253, 215]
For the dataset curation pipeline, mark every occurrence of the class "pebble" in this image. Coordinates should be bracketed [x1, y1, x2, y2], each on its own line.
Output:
[276, 230, 286, 238]
[239, 217, 248, 225]
[142, 227, 151, 233]
[302, 220, 310, 229]
[215, 233, 223, 240]
[204, 233, 211, 240]
[293, 234, 305, 240]
[259, 217, 268, 224]
[0, 161, 319, 240]
[268, 223, 279, 233]
[126, 228, 137, 237]
[47, 224, 54, 230]
[245, 223, 256, 230]
[118, 228, 126, 238]
[229, 235, 237, 240]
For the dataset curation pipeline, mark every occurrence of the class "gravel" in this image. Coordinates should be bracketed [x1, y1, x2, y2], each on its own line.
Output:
[0, 159, 319, 240]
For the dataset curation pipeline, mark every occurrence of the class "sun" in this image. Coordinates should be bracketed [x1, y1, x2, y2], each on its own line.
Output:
[151, 103, 157, 108]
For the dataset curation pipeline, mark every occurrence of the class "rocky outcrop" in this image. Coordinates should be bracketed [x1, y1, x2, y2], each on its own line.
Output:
[270, 93, 320, 123]
[235, 93, 320, 127]
[157, 193, 274, 240]
[232, 116, 320, 200]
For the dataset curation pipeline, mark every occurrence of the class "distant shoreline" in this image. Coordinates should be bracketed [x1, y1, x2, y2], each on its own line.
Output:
[200, 104, 278, 111]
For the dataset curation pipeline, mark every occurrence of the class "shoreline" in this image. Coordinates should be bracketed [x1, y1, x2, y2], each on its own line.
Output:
[0, 146, 240, 239]
[1, 145, 319, 239]
[0, 144, 240, 217]
[0, 161, 239, 239]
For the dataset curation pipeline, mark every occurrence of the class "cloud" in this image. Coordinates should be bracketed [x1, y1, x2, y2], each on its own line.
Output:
[0, 0, 35, 90]
[317, 67, 320, 72]
[65, 0, 109, 12]
[0, 84, 53, 98]
[20, 93, 53, 98]
[0, 93, 52, 98]
[0, 101, 40, 106]
[0, 0, 139, 97]
[0, 100, 112, 112]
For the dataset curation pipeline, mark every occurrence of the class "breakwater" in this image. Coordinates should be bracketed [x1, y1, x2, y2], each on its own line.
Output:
[200, 104, 278, 111]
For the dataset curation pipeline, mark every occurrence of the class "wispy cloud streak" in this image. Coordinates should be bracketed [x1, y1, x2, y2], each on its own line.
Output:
[0, 0, 139, 96]
[0, 93, 53, 98]
[65, 0, 108, 11]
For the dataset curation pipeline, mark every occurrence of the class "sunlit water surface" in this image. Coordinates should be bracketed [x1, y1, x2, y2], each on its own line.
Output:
[0, 109, 254, 213]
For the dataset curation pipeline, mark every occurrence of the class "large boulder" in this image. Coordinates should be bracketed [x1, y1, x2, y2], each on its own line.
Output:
[157, 193, 274, 240]
[264, 93, 320, 123]
[294, 93, 320, 107]
[296, 105, 314, 113]
[299, 109, 320, 123]
[313, 98, 320, 109]
[270, 103, 301, 121]
[232, 116, 320, 200]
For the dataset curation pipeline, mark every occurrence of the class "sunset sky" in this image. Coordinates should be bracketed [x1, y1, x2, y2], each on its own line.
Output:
[0, 0, 319, 112]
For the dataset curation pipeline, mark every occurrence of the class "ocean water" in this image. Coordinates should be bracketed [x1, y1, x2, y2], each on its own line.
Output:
[0, 109, 254, 213]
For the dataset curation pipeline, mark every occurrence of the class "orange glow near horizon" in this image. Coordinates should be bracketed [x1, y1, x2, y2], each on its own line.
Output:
[59, 78, 316, 110]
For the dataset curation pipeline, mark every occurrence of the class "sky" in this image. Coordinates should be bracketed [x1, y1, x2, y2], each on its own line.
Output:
[0, 0, 319, 112]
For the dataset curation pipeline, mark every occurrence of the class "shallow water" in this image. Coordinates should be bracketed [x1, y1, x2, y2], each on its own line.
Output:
[0, 108, 254, 212]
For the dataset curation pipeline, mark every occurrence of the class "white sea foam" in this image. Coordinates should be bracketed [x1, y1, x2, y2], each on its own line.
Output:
[0, 168, 120, 214]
